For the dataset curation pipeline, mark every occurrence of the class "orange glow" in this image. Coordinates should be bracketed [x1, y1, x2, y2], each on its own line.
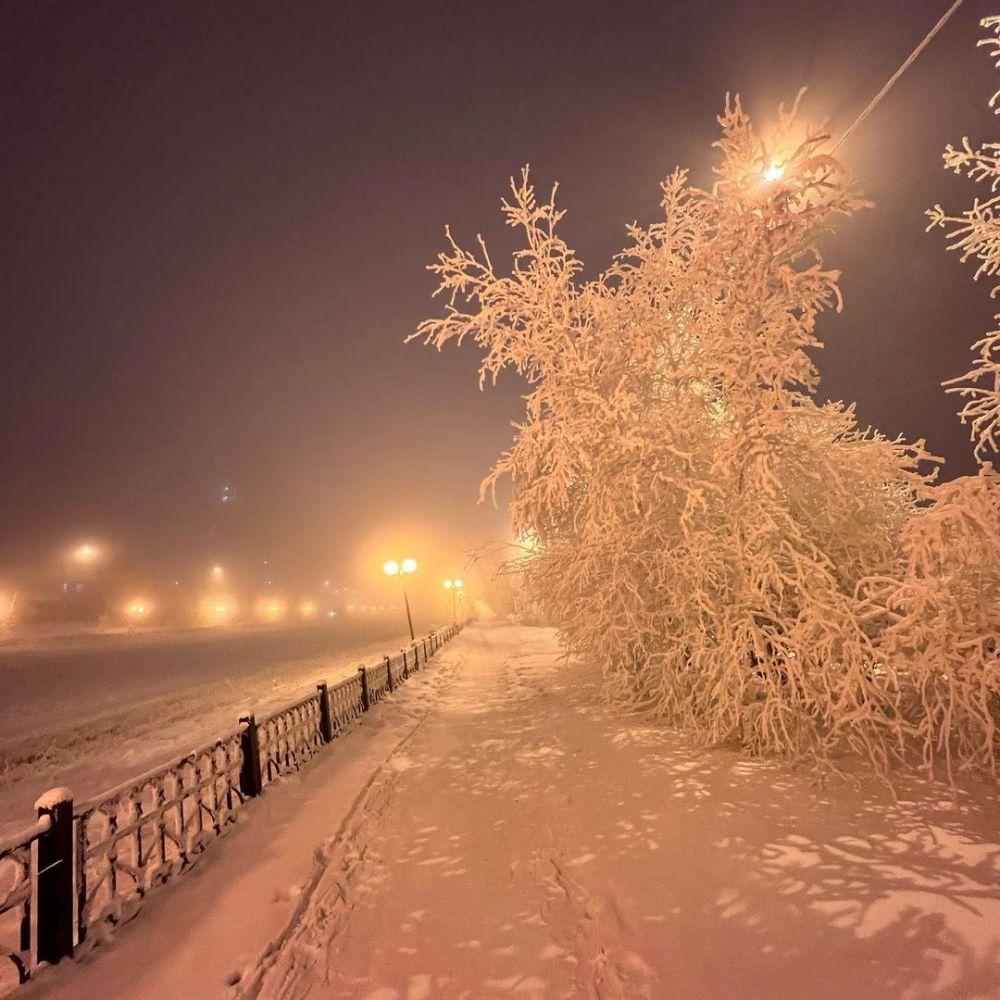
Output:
[298, 599, 317, 619]
[255, 595, 287, 623]
[123, 596, 153, 622]
[198, 593, 237, 626]
[210, 564, 225, 582]
[71, 541, 102, 565]
[762, 163, 785, 183]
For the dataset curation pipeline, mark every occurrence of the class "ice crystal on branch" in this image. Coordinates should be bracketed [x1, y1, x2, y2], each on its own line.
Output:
[926, 15, 1000, 461]
[414, 97, 940, 771]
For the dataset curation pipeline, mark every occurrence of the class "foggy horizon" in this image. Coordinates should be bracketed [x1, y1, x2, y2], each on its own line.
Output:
[2, 0, 994, 586]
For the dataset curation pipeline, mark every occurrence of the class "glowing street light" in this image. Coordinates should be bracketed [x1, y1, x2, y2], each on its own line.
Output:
[123, 596, 153, 624]
[298, 599, 317, 620]
[443, 578, 465, 622]
[70, 541, 102, 567]
[383, 556, 417, 640]
[762, 162, 785, 183]
[210, 564, 225, 583]
[255, 595, 287, 623]
[198, 593, 237, 626]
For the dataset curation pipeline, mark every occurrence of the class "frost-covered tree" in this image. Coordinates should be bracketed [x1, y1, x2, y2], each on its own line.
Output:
[414, 96, 936, 770]
[869, 14, 1000, 779]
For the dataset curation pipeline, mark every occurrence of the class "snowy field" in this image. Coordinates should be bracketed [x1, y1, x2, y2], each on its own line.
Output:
[20, 622, 1000, 1000]
[0, 619, 423, 837]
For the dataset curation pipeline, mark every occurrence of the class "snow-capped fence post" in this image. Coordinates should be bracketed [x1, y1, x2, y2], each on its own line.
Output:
[238, 715, 264, 797]
[316, 682, 333, 743]
[411, 643, 419, 671]
[358, 665, 370, 712]
[385, 655, 394, 693]
[401, 648, 409, 679]
[34, 787, 75, 966]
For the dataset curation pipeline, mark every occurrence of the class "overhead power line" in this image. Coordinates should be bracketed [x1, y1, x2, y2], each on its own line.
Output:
[831, 0, 967, 154]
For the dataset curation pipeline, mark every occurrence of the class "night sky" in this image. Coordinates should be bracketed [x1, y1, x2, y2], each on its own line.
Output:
[1, 0, 995, 590]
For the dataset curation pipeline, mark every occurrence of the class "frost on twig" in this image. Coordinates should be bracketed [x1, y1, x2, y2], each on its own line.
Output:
[926, 15, 1000, 462]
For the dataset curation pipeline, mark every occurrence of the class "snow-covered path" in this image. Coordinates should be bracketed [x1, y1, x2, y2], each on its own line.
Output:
[19, 623, 1000, 1000]
[247, 624, 1000, 1000]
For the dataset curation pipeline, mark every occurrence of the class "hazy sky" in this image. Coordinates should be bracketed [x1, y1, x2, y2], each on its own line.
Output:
[1, 0, 995, 587]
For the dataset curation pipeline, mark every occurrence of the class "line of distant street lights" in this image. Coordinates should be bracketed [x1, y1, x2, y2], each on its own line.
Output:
[0, 540, 470, 632]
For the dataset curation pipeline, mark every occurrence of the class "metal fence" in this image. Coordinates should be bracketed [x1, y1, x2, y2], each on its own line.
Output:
[0, 622, 463, 993]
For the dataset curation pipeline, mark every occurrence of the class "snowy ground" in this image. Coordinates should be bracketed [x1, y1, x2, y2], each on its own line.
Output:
[0, 620, 423, 837]
[18, 622, 1000, 1000]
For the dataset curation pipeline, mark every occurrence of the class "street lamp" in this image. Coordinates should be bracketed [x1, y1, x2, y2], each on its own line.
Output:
[71, 541, 102, 566]
[443, 578, 463, 622]
[383, 557, 417, 640]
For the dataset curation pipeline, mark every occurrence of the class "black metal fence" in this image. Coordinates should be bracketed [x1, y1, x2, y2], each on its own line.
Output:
[0, 622, 463, 992]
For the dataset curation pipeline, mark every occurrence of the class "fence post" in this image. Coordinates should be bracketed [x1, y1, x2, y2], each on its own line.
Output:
[401, 648, 409, 679]
[239, 715, 264, 797]
[317, 682, 333, 743]
[358, 665, 370, 712]
[34, 788, 75, 966]
[385, 655, 394, 693]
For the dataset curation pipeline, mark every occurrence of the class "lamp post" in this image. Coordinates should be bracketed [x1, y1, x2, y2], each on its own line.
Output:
[443, 578, 463, 623]
[383, 557, 417, 641]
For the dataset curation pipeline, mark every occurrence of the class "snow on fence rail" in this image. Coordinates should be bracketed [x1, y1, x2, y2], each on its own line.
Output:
[0, 622, 464, 994]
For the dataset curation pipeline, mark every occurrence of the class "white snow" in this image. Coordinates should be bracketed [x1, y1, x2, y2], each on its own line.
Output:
[0, 623, 417, 837]
[15, 622, 1000, 1000]
[32, 787, 73, 811]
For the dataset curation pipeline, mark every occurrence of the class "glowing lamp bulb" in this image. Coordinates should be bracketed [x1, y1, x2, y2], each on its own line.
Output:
[454, 579, 463, 589]
[401, 558, 417, 574]
[443, 579, 453, 589]
[763, 163, 784, 183]
[124, 597, 152, 622]
[72, 542, 100, 565]
[383, 560, 400, 577]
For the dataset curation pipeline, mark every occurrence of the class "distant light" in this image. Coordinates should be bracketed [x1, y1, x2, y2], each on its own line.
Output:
[199, 593, 237, 626]
[299, 600, 317, 619]
[443, 579, 453, 589]
[173, 579, 181, 587]
[211, 565, 225, 581]
[323, 580, 331, 588]
[327, 610, 337, 618]
[401, 558, 417, 574]
[454, 579, 463, 589]
[71, 541, 101, 566]
[255, 595, 287, 623]
[123, 596, 153, 622]
[383, 560, 400, 577]
[763, 163, 785, 183]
